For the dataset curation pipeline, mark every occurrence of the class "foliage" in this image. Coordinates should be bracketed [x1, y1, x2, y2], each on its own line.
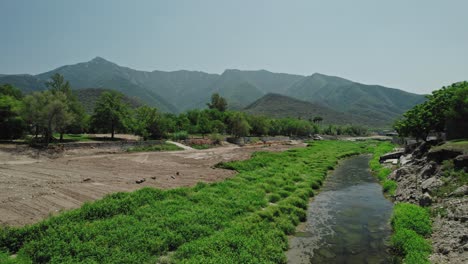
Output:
[391, 203, 432, 264]
[395, 81, 468, 140]
[206, 93, 227, 112]
[126, 142, 183, 152]
[0, 141, 388, 263]
[0, 84, 25, 139]
[171, 131, 189, 141]
[228, 112, 251, 137]
[368, 141, 397, 195]
[22, 91, 74, 145]
[91, 91, 130, 139]
[132, 106, 159, 140]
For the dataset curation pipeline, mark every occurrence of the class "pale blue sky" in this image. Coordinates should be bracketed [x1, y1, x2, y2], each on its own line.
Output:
[1, 0, 467, 94]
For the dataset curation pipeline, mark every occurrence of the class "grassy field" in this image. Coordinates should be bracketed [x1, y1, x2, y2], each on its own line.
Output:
[0, 140, 388, 263]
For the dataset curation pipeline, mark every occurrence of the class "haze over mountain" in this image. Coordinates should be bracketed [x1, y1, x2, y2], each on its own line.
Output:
[0, 57, 426, 127]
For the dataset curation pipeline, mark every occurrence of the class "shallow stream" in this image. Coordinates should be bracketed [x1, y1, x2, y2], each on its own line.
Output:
[287, 155, 395, 264]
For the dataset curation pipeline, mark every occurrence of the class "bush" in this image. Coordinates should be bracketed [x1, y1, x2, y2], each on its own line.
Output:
[171, 131, 188, 141]
[391, 203, 432, 263]
[392, 203, 431, 237]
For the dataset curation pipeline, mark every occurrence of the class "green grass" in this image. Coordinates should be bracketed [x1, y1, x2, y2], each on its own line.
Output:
[368, 141, 398, 195]
[126, 142, 183, 152]
[190, 144, 211, 150]
[391, 203, 432, 264]
[430, 139, 468, 154]
[0, 140, 388, 263]
[51, 133, 93, 142]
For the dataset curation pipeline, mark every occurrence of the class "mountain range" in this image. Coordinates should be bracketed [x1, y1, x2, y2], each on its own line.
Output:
[0, 57, 426, 127]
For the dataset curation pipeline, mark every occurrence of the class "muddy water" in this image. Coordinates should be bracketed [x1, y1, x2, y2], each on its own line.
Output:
[287, 155, 395, 264]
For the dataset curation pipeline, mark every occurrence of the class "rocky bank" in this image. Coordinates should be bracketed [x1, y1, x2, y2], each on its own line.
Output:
[387, 141, 467, 264]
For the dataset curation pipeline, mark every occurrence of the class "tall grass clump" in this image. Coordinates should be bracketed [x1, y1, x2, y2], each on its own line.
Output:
[0, 140, 388, 263]
[391, 203, 432, 264]
[368, 141, 398, 195]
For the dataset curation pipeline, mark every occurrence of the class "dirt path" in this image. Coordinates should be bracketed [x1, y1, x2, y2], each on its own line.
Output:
[166, 140, 195, 150]
[0, 142, 304, 226]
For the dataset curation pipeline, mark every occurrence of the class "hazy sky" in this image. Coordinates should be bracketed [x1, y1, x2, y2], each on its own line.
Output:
[1, 0, 467, 94]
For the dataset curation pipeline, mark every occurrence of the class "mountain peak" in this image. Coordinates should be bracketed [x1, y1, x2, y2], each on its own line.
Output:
[90, 56, 113, 64]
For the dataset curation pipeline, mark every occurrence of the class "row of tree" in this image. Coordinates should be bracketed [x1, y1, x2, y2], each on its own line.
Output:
[0, 74, 369, 144]
[394, 81, 468, 140]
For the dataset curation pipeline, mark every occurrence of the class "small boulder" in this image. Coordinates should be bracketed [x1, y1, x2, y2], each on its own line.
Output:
[135, 178, 146, 184]
[419, 192, 433, 206]
[450, 185, 468, 197]
[421, 177, 444, 194]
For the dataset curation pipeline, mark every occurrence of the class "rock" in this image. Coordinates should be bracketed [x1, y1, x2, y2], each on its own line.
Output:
[450, 185, 468, 197]
[150, 176, 156, 180]
[135, 178, 146, 184]
[399, 154, 413, 166]
[421, 177, 444, 193]
[428, 148, 463, 163]
[418, 162, 437, 180]
[383, 158, 398, 164]
[82, 178, 91, 182]
[419, 192, 433, 206]
[454, 155, 468, 171]
[379, 151, 404, 163]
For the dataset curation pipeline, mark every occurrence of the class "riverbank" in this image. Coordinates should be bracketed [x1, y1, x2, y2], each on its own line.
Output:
[388, 140, 468, 264]
[0, 140, 388, 263]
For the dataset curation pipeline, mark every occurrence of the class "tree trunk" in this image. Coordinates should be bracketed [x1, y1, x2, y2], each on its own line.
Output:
[35, 125, 39, 139]
[60, 132, 64, 142]
[111, 121, 115, 139]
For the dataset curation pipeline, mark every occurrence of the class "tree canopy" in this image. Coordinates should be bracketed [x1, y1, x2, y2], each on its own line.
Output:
[207, 93, 228, 112]
[394, 81, 468, 140]
[91, 91, 130, 139]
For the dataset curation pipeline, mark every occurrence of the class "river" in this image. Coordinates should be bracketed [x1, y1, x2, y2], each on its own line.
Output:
[287, 155, 395, 264]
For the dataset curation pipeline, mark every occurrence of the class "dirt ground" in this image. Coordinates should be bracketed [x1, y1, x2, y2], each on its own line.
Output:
[0, 141, 304, 226]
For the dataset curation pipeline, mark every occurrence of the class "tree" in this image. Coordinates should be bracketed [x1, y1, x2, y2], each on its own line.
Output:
[22, 91, 74, 145]
[249, 115, 270, 136]
[46, 73, 87, 139]
[132, 106, 159, 140]
[228, 112, 251, 137]
[91, 91, 130, 139]
[312, 116, 323, 125]
[207, 93, 227, 112]
[0, 84, 25, 139]
[394, 81, 468, 141]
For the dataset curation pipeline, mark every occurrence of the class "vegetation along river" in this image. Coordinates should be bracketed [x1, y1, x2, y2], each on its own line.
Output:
[287, 155, 395, 264]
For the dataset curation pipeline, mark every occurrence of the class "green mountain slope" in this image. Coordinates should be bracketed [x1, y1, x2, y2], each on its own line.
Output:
[244, 93, 374, 126]
[286, 73, 426, 126]
[0, 74, 46, 93]
[36, 57, 178, 112]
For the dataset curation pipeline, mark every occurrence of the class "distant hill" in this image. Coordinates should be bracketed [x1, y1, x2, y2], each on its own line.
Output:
[74, 88, 143, 114]
[286, 73, 426, 127]
[244, 93, 373, 126]
[0, 57, 426, 127]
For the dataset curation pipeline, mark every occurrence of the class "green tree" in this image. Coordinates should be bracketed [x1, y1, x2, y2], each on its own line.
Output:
[91, 91, 130, 139]
[207, 93, 228, 112]
[249, 115, 270, 136]
[22, 91, 74, 145]
[228, 112, 251, 137]
[394, 81, 468, 140]
[46, 73, 87, 139]
[0, 84, 25, 139]
[132, 106, 159, 140]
